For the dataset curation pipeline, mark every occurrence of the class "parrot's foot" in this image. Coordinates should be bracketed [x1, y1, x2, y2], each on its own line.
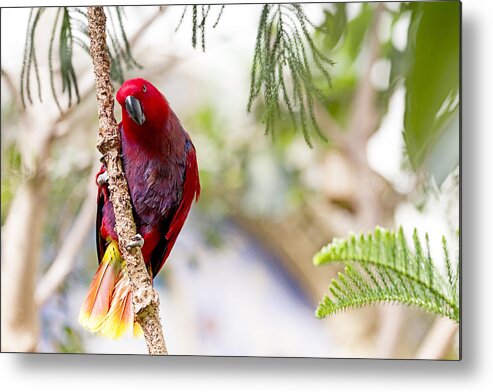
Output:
[97, 171, 109, 186]
[126, 234, 144, 250]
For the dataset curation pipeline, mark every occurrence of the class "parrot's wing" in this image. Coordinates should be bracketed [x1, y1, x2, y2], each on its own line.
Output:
[149, 139, 201, 277]
[96, 164, 109, 264]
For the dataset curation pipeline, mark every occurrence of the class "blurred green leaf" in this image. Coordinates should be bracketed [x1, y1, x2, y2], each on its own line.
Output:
[426, 112, 459, 185]
[56, 326, 85, 353]
[318, 4, 374, 127]
[341, 4, 373, 60]
[320, 5, 346, 51]
[403, 2, 460, 171]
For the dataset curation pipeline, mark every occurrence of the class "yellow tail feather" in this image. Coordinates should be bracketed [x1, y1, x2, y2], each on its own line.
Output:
[133, 321, 143, 338]
[79, 240, 140, 339]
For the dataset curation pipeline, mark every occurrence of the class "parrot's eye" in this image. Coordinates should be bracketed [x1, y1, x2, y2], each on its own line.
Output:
[142, 84, 147, 92]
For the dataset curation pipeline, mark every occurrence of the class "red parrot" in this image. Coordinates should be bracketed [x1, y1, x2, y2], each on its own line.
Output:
[79, 78, 200, 339]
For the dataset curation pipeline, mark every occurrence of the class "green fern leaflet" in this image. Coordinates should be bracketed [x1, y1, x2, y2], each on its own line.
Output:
[313, 227, 459, 322]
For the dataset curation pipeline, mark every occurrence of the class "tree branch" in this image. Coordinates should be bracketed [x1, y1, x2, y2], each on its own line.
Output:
[87, 6, 167, 355]
[414, 317, 459, 359]
[35, 160, 98, 306]
[1, 176, 47, 352]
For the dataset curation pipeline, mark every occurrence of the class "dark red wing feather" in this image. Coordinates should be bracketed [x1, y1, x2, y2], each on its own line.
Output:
[95, 140, 200, 277]
[149, 140, 200, 277]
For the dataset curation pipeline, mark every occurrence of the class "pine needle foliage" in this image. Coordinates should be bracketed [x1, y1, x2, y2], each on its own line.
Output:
[247, 4, 335, 147]
[313, 226, 459, 322]
[107, 7, 142, 84]
[176, 4, 334, 146]
[21, 6, 139, 112]
[175, 5, 226, 52]
[21, 8, 46, 107]
[22, 4, 333, 143]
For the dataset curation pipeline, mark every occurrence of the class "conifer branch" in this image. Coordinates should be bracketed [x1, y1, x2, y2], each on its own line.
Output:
[176, 4, 225, 51]
[174, 4, 333, 145]
[21, 6, 139, 112]
[87, 6, 167, 355]
[248, 4, 335, 146]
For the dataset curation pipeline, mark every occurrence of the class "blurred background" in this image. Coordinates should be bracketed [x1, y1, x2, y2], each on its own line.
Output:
[1, 2, 459, 358]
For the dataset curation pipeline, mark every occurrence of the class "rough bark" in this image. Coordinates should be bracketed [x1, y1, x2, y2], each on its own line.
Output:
[87, 6, 167, 355]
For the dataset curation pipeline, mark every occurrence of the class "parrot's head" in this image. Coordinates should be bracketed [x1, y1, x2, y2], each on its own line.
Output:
[116, 78, 170, 132]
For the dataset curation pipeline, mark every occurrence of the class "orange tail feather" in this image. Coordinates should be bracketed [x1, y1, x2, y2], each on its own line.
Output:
[79, 240, 140, 339]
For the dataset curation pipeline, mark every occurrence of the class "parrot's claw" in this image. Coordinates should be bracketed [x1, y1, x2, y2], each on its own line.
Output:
[97, 171, 109, 186]
[126, 234, 144, 250]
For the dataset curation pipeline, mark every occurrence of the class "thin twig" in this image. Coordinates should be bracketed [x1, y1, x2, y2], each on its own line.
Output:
[87, 6, 167, 355]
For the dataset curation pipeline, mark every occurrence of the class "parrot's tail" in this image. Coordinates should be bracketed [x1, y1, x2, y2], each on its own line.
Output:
[79, 240, 142, 339]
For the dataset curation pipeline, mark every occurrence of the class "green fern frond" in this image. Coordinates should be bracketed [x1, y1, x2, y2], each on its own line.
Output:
[247, 4, 334, 147]
[313, 226, 459, 322]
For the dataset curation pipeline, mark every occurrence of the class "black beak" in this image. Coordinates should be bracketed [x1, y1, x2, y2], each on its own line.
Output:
[125, 95, 146, 125]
